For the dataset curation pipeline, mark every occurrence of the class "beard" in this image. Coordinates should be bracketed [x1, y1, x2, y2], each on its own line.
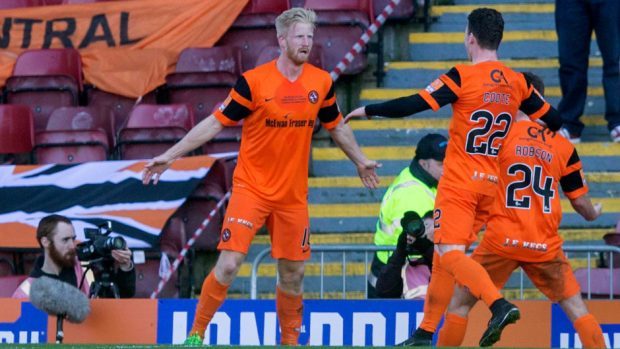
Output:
[286, 45, 309, 65]
[49, 243, 76, 268]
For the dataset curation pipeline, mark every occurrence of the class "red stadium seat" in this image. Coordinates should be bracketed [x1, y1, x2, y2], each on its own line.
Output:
[85, 87, 139, 133]
[0, 275, 28, 298]
[33, 106, 114, 164]
[34, 130, 109, 164]
[217, 0, 290, 71]
[0, 256, 15, 277]
[175, 46, 243, 76]
[47, 106, 115, 147]
[297, 0, 371, 75]
[117, 104, 194, 160]
[160, 217, 187, 259]
[134, 256, 178, 298]
[0, 105, 35, 156]
[166, 47, 241, 122]
[5, 49, 83, 130]
[0, 0, 44, 9]
[203, 126, 242, 155]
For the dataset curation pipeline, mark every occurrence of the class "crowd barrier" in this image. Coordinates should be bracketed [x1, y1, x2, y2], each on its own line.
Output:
[0, 298, 619, 347]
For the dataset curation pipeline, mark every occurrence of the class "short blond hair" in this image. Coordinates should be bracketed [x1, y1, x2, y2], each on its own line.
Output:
[275, 7, 316, 37]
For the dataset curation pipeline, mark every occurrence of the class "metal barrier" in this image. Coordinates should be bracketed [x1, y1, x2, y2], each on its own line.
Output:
[250, 244, 620, 300]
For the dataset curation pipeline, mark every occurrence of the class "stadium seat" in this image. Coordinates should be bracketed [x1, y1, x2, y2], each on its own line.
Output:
[0, 275, 28, 298]
[34, 106, 113, 164]
[0, 105, 35, 164]
[0, 256, 15, 277]
[0, 0, 44, 9]
[160, 217, 187, 259]
[217, 0, 290, 71]
[0, 105, 35, 154]
[203, 126, 242, 155]
[117, 104, 194, 160]
[134, 256, 178, 298]
[34, 130, 109, 164]
[85, 87, 139, 133]
[165, 47, 241, 122]
[296, 0, 371, 75]
[574, 268, 620, 298]
[5, 49, 82, 130]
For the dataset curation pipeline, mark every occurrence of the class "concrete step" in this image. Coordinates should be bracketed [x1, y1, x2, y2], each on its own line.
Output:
[383, 58, 603, 89]
[307, 172, 620, 202]
[431, 4, 554, 31]
[344, 116, 609, 145]
[312, 143, 620, 174]
[359, 86, 608, 120]
[408, 31, 599, 60]
[305, 199, 619, 232]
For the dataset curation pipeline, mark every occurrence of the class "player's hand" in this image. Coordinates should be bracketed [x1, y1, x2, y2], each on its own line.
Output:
[344, 107, 371, 123]
[357, 159, 381, 189]
[142, 155, 174, 185]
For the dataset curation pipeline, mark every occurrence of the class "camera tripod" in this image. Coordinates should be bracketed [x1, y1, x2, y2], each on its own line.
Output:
[89, 260, 120, 299]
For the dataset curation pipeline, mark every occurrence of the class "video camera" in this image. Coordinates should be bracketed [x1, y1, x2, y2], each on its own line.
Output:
[400, 211, 425, 239]
[76, 221, 127, 262]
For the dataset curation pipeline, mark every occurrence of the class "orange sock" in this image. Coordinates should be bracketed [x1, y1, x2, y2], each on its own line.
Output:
[574, 313, 606, 348]
[440, 250, 502, 307]
[420, 251, 454, 333]
[189, 272, 229, 338]
[276, 286, 303, 346]
[437, 313, 468, 347]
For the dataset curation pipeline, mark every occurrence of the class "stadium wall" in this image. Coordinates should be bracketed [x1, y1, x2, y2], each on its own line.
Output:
[0, 298, 618, 347]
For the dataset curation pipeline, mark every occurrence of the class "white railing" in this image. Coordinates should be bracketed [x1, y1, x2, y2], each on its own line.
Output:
[250, 244, 620, 300]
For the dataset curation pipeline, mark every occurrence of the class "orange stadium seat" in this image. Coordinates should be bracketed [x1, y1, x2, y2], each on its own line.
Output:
[117, 104, 194, 160]
[0, 0, 44, 9]
[5, 49, 82, 130]
[295, 0, 371, 75]
[0, 275, 28, 298]
[34, 107, 114, 164]
[0, 105, 35, 163]
[165, 46, 241, 123]
[217, 0, 290, 71]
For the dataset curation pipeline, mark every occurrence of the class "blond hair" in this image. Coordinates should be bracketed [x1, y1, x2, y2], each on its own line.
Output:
[275, 7, 316, 37]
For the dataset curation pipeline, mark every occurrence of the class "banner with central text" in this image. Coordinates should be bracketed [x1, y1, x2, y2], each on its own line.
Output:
[0, 299, 619, 347]
[0, 0, 248, 97]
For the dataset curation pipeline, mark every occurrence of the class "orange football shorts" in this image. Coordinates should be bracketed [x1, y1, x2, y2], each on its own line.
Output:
[218, 191, 311, 261]
[472, 243, 581, 302]
[433, 182, 495, 246]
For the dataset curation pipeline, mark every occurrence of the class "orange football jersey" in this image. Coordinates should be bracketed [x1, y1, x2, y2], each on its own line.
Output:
[482, 120, 588, 262]
[419, 61, 551, 195]
[214, 61, 341, 207]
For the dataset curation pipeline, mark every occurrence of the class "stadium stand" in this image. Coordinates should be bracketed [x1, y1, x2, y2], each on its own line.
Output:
[165, 46, 241, 123]
[217, 0, 290, 71]
[5, 49, 82, 131]
[293, 0, 371, 75]
[116, 104, 194, 160]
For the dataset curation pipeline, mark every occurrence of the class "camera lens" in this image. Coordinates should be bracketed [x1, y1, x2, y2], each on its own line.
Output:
[108, 236, 127, 250]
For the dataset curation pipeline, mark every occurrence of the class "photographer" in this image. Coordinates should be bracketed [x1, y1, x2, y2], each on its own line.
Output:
[368, 133, 446, 298]
[375, 211, 435, 299]
[12, 214, 136, 299]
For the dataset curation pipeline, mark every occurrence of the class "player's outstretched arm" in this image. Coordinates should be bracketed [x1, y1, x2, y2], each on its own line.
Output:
[142, 115, 224, 185]
[344, 106, 371, 123]
[569, 195, 603, 221]
[328, 119, 381, 189]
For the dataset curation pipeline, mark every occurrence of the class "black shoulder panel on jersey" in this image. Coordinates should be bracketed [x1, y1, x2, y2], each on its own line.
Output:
[566, 148, 581, 167]
[234, 76, 252, 101]
[445, 67, 461, 87]
[560, 169, 585, 194]
[222, 99, 251, 121]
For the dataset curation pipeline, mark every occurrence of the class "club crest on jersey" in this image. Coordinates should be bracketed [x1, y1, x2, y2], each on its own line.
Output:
[222, 228, 231, 242]
[308, 90, 319, 104]
[425, 79, 444, 93]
